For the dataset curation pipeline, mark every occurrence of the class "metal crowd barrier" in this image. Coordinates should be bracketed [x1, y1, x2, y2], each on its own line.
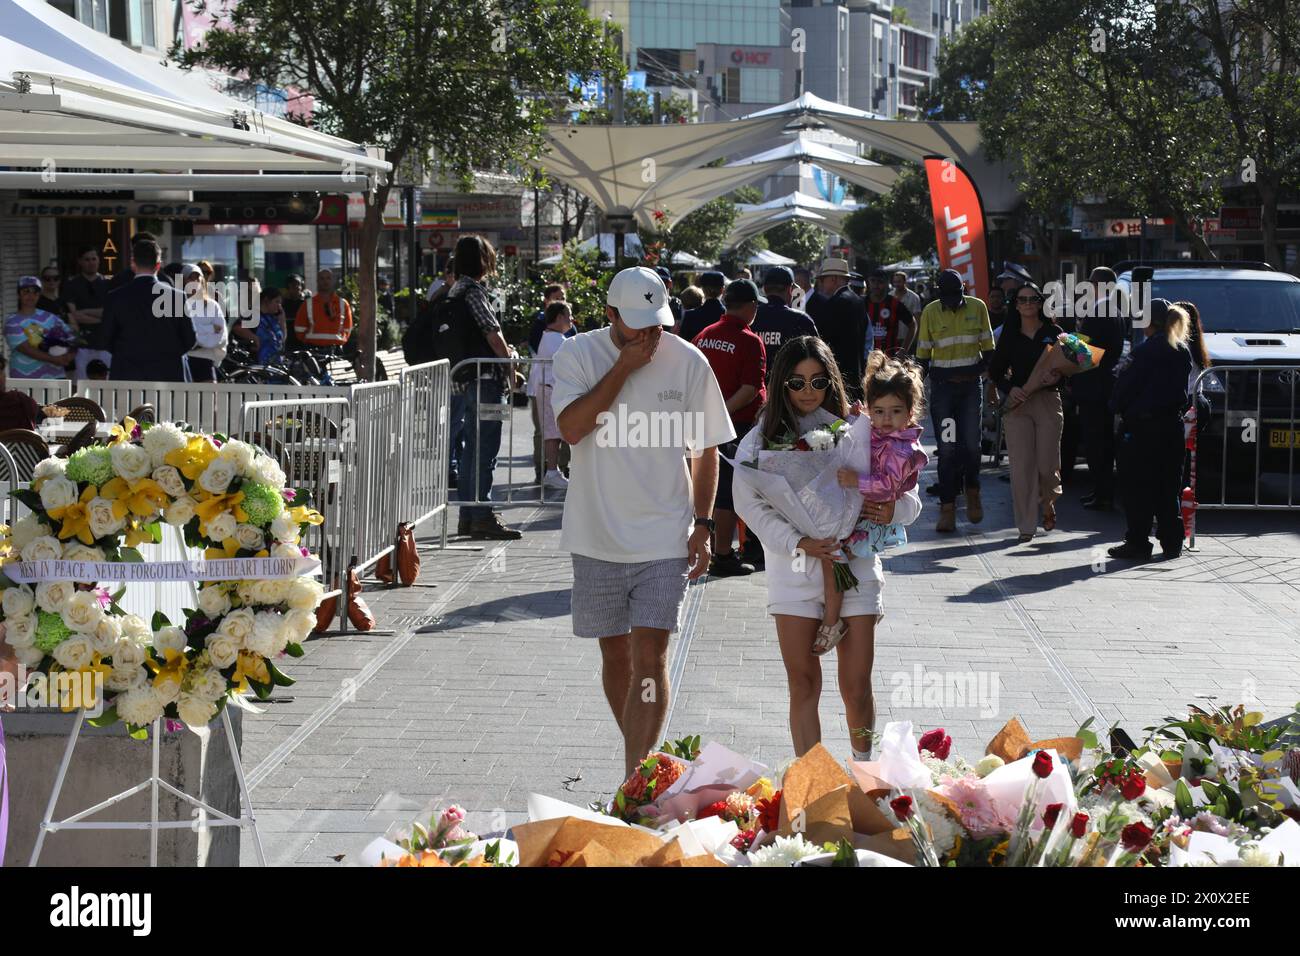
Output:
[449, 355, 561, 508]
[397, 360, 452, 547]
[240, 397, 353, 630]
[78, 381, 349, 435]
[349, 380, 403, 577]
[1188, 364, 1300, 545]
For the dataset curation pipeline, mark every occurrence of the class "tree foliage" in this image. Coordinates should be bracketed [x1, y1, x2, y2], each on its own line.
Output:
[761, 219, 826, 267]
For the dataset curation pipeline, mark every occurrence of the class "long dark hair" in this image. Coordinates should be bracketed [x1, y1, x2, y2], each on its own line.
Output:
[757, 336, 850, 442]
[1175, 300, 1210, 369]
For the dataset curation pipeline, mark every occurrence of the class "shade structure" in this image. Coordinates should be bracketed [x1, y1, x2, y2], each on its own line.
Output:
[741, 90, 881, 122]
[0, 0, 388, 189]
[733, 191, 863, 233]
[725, 206, 832, 249]
[537, 114, 791, 217]
[746, 248, 796, 267]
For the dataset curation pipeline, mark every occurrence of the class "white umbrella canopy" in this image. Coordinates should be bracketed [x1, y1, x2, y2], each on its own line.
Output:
[746, 248, 796, 267]
[0, 0, 388, 188]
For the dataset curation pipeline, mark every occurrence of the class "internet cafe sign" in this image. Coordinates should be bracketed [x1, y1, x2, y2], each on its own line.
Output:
[9, 199, 210, 219]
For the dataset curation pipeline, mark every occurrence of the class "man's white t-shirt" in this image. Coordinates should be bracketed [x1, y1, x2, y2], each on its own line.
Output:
[551, 328, 735, 563]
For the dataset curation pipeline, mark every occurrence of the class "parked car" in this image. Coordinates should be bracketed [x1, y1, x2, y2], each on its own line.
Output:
[1115, 260, 1300, 505]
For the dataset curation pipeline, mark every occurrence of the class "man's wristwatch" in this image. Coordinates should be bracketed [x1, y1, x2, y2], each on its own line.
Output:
[693, 516, 715, 533]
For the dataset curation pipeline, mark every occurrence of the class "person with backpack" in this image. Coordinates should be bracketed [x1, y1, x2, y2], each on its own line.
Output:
[443, 235, 523, 540]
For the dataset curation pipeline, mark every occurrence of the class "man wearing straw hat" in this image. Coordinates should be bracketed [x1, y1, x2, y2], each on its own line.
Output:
[804, 257, 870, 400]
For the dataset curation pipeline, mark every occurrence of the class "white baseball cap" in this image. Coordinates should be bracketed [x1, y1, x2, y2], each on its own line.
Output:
[606, 266, 675, 329]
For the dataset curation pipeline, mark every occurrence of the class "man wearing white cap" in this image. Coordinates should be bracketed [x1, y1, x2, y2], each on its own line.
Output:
[553, 266, 735, 776]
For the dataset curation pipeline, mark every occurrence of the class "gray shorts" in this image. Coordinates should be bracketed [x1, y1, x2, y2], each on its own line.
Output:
[570, 554, 690, 638]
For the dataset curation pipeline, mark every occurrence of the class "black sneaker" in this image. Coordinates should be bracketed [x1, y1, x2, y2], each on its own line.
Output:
[926, 482, 941, 496]
[468, 513, 523, 540]
[709, 551, 755, 577]
[741, 540, 765, 570]
[1107, 543, 1152, 561]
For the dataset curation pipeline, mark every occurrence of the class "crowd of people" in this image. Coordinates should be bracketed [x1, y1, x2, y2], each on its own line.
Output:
[4, 235, 356, 385]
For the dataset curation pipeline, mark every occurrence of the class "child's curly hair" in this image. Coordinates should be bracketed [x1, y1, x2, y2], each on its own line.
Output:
[862, 350, 925, 422]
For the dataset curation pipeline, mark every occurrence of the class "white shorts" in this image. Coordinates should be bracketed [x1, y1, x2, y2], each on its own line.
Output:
[764, 546, 884, 621]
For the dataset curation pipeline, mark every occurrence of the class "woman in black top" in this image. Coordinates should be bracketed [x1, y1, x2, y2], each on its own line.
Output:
[988, 282, 1065, 542]
[1108, 299, 1193, 562]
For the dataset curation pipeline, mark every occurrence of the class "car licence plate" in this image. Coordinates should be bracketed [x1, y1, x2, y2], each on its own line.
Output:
[1268, 428, 1300, 449]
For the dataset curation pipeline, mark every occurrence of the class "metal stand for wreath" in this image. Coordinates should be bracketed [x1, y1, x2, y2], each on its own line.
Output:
[28, 524, 267, 867]
[28, 706, 266, 867]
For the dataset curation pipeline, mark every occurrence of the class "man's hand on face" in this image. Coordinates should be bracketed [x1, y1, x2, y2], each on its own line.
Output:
[615, 325, 660, 373]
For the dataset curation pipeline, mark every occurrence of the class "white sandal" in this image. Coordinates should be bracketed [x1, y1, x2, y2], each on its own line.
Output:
[812, 619, 847, 656]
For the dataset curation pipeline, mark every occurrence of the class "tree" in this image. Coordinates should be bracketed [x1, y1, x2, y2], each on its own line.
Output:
[174, 0, 620, 379]
[762, 219, 825, 266]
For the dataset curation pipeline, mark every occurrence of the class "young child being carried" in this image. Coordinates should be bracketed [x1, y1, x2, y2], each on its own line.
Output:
[818, 351, 929, 653]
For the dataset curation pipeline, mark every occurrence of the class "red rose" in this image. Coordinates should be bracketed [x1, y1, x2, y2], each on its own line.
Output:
[1121, 821, 1154, 853]
[1031, 750, 1054, 779]
[1120, 772, 1146, 800]
[730, 828, 757, 852]
[1042, 803, 1064, 828]
[697, 801, 727, 820]
[757, 791, 782, 833]
[795, 438, 811, 451]
[890, 794, 914, 821]
[1071, 812, 1089, 838]
[918, 728, 952, 760]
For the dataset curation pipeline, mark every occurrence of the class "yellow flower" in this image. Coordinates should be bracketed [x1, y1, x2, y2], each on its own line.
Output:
[164, 435, 218, 481]
[146, 647, 190, 686]
[57, 655, 112, 712]
[193, 492, 247, 536]
[48, 485, 102, 546]
[102, 476, 171, 519]
[205, 538, 243, 560]
[232, 651, 270, 692]
[746, 777, 775, 800]
[287, 505, 324, 526]
[123, 519, 155, 548]
[108, 416, 137, 445]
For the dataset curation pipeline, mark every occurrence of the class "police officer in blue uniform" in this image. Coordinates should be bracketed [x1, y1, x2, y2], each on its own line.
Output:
[750, 267, 819, 378]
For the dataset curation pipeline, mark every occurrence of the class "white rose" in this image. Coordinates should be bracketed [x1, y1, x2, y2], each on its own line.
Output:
[38, 476, 79, 512]
[206, 511, 238, 542]
[109, 442, 153, 482]
[255, 456, 286, 489]
[52, 634, 95, 670]
[63, 542, 106, 563]
[189, 667, 229, 702]
[35, 581, 75, 614]
[216, 608, 255, 644]
[218, 440, 256, 476]
[11, 513, 52, 550]
[152, 626, 187, 656]
[60, 590, 105, 634]
[205, 633, 241, 669]
[270, 513, 299, 544]
[151, 465, 188, 499]
[118, 614, 152, 646]
[32, 457, 69, 484]
[198, 458, 238, 494]
[2, 585, 35, 618]
[245, 612, 280, 657]
[110, 636, 148, 670]
[86, 498, 126, 539]
[21, 536, 63, 563]
[142, 422, 187, 468]
[234, 523, 265, 551]
[284, 608, 316, 644]
[14, 644, 45, 667]
[235, 582, 258, 606]
[91, 614, 122, 655]
[285, 577, 324, 611]
[164, 496, 197, 527]
[197, 585, 232, 619]
[4, 613, 36, 648]
[116, 686, 165, 726]
[271, 542, 302, 560]
[152, 669, 184, 705]
[105, 661, 146, 692]
[249, 579, 289, 606]
[176, 693, 217, 729]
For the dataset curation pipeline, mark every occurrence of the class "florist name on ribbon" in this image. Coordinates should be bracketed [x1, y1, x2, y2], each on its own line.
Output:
[4, 557, 321, 584]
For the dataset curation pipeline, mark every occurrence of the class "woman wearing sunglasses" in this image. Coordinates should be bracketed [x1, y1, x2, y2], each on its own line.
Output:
[733, 336, 922, 759]
[988, 282, 1065, 542]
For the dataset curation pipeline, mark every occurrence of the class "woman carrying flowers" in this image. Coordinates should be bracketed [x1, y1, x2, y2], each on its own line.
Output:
[733, 336, 922, 761]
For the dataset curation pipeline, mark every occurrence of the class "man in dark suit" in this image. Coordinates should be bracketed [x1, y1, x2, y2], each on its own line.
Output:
[1073, 266, 1127, 510]
[678, 270, 726, 341]
[805, 258, 870, 399]
[101, 238, 195, 382]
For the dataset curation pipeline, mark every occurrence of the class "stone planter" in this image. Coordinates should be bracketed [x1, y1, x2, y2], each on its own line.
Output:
[2, 707, 244, 867]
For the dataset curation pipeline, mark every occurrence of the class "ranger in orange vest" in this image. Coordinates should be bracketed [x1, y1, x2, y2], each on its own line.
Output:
[294, 269, 354, 347]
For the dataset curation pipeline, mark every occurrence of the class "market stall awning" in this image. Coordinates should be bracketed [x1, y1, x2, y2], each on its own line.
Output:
[0, 0, 388, 190]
